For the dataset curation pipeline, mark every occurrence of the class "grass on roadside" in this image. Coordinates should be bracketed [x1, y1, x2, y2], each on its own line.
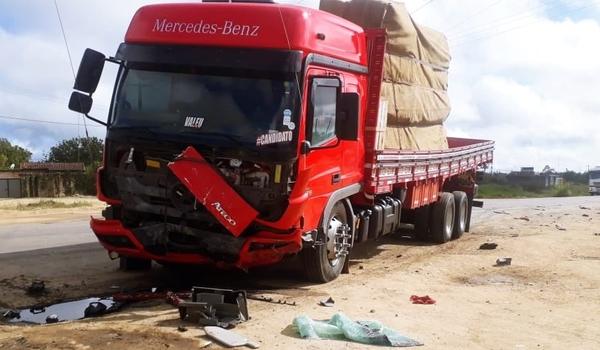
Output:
[478, 182, 589, 199]
[10, 200, 94, 211]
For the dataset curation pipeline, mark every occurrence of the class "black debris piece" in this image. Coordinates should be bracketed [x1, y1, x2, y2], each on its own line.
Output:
[479, 243, 498, 250]
[2, 310, 20, 320]
[45, 314, 59, 324]
[27, 280, 45, 295]
[84, 302, 108, 317]
[495, 257, 512, 266]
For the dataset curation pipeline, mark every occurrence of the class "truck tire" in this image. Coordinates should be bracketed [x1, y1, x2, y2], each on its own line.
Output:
[430, 192, 455, 243]
[413, 205, 431, 241]
[452, 191, 468, 239]
[119, 256, 152, 271]
[303, 202, 349, 283]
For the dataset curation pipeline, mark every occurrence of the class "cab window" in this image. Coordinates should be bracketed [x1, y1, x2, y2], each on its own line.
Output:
[308, 78, 340, 147]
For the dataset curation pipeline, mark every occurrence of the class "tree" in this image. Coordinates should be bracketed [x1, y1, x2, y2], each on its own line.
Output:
[562, 170, 588, 184]
[46, 137, 103, 166]
[46, 137, 104, 195]
[0, 138, 32, 169]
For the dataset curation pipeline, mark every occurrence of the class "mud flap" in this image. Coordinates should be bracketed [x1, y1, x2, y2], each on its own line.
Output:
[168, 146, 258, 237]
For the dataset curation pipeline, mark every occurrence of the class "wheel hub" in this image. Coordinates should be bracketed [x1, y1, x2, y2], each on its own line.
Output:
[325, 217, 352, 266]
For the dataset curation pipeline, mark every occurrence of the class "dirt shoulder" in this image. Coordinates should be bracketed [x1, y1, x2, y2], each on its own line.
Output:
[0, 197, 104, 225]
[1, 197, 599, 349]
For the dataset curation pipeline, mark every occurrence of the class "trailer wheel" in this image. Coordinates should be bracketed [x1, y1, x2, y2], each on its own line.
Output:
[430, 192, 455, 243]
[303, 202, 350, 283]
[413, 205, 431, 241]
[119, 256, 152, 271]
[452, 191, 468, 239]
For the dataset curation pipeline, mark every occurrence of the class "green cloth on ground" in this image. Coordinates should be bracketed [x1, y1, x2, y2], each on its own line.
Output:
[293, 312, 423, 347]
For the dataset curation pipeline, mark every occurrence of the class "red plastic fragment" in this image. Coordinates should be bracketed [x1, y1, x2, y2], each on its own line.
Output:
[409, 295, 436, 305]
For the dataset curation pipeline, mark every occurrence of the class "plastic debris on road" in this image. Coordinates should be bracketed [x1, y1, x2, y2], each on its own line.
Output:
[204, 326, 260, 349]
[292, 312, 423, 347]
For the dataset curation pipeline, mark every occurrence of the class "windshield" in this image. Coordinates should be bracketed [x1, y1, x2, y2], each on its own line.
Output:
[590, 170, 600, 180]
[112, 66, 300, 154]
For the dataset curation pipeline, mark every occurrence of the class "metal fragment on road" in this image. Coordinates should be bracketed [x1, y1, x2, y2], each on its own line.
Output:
[319, 297, 335, 307]
[247, 295, 296, 306]
[495, 257, 512, 266]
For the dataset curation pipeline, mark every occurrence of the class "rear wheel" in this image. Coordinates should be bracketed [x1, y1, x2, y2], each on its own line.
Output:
[452, 191, 468, 239]
[303, 202, 350, 283]
[119, 256, 152, 271]
[430, 192, 455, 243]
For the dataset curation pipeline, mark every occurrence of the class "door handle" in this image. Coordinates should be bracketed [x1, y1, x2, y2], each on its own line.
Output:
[332, 173, 341, 184]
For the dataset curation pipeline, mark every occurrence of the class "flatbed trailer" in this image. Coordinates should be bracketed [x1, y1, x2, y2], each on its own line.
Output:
[67, 1, 493, 283]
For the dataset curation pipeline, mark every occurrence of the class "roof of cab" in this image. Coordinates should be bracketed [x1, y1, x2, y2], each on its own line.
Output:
[124, 2, 367, 66]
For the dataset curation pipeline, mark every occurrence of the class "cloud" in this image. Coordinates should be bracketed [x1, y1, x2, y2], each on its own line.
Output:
[0, 0, 598, 172]
[407, 0, 600, 172]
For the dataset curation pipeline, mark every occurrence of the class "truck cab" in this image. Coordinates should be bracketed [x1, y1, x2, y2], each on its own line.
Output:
[69, 2, 368, 280]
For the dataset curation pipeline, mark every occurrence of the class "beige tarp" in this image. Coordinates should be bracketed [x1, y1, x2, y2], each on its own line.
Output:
[320, 0, 451, 150]
[384, 124, 449, 150]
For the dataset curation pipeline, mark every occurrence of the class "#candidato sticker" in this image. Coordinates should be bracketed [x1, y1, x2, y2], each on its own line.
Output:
[256, 130, 293, 146]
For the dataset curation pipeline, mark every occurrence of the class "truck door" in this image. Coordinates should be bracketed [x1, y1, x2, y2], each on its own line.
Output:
[303, 75, 346, 206]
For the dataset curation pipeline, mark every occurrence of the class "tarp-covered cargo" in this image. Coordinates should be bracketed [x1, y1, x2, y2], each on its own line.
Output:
[319, 0, 451, 150]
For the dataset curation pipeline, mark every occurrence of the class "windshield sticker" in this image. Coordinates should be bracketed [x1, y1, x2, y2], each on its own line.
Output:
[256, 130, 293, 146]
[184, 116, 205, 129]
[282, 109, 295, 130]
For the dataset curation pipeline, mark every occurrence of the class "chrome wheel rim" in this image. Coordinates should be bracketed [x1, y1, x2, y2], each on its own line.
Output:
[326, 216, 343, 267]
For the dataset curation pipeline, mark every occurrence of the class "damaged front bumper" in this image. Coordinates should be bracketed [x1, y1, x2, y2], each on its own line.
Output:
[90, 218, 303, 269]
[93, 145, 314, 269]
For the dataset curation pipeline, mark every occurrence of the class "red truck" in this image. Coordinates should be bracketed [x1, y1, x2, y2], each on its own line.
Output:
[68, 1, 493, 282]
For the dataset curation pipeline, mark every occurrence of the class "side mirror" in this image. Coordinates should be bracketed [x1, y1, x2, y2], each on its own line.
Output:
[336, 92, 359, 140]
[68, 92, 93, 114]
[73, 49, 105, 94]
[300, 140, 311, 155]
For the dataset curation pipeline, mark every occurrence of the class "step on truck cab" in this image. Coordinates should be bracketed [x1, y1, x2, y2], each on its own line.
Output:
[68, 1, 494, 282]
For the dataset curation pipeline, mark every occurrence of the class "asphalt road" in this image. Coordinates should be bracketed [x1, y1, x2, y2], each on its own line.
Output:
[0, 219, 96, 254]
[1, 196, 598, 255]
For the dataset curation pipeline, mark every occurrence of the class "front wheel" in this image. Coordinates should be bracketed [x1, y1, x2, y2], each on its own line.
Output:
[303, 202, 351, 283]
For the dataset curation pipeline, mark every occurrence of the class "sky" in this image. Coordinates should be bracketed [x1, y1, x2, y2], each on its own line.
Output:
[0, 0, 599, 172]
